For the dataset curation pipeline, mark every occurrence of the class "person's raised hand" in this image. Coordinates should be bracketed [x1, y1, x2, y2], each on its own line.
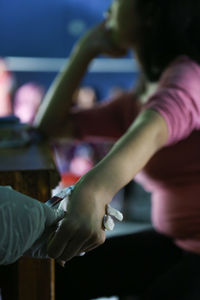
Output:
[76, 21, 128, 58]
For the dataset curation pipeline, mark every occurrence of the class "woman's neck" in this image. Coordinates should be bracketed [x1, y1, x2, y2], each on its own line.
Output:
[130, 49, 158, 103]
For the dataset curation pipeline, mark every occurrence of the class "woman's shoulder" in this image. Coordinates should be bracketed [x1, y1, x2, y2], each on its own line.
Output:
[159, 56, 200, 88]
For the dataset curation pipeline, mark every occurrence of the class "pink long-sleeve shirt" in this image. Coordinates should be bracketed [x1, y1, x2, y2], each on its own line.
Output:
[71, 56, 200, 254]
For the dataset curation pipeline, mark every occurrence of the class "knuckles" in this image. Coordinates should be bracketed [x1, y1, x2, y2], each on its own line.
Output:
[91, 231, 106, 245]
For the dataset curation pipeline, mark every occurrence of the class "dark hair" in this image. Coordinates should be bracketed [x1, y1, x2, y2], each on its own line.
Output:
[135, 0, 200, 81]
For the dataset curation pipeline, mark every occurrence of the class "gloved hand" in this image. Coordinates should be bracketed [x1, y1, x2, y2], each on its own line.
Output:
[0, 186, 64, 265]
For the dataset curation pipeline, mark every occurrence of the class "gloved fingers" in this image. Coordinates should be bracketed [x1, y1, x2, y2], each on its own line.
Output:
[103, 214, 115, 231]
[103, 204, 123, 231]
[106, 204, 123, 221]
[43, 204, 66, 227]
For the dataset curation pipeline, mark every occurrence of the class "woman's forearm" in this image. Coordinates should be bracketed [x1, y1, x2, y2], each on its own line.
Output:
[34, 22, 129, 138]
[34, 43, 96, 137]
[83, 109, 168, 200]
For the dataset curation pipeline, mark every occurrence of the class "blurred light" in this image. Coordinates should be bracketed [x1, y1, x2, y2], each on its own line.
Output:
[5, 57, 138, 73]
[67, 19, 87, 36]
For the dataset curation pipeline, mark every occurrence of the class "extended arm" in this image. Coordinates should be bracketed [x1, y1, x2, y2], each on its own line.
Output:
[34, 23, 127, 138]
[33, 41, 95, 137]
[87, 109, 168, 196]
[47, 108, 168, 263]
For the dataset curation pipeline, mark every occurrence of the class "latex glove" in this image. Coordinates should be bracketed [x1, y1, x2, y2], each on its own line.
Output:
[0, 186, 63, 265]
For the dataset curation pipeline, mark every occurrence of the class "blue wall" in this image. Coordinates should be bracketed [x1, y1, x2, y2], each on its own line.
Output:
[0, 0, 137, 99]
[0, 0, 112, 57]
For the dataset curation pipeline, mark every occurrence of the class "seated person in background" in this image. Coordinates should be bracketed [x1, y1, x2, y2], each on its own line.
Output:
[13, 82, 44, 124]
[73, 86, 97, 109]
[34, 0, 200, 299]
[0, 58, 14, 117]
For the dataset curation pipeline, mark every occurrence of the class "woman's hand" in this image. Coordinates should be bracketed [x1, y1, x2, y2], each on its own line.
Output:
[76, 21, 128, 58]
[47, 176, 109, 265]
